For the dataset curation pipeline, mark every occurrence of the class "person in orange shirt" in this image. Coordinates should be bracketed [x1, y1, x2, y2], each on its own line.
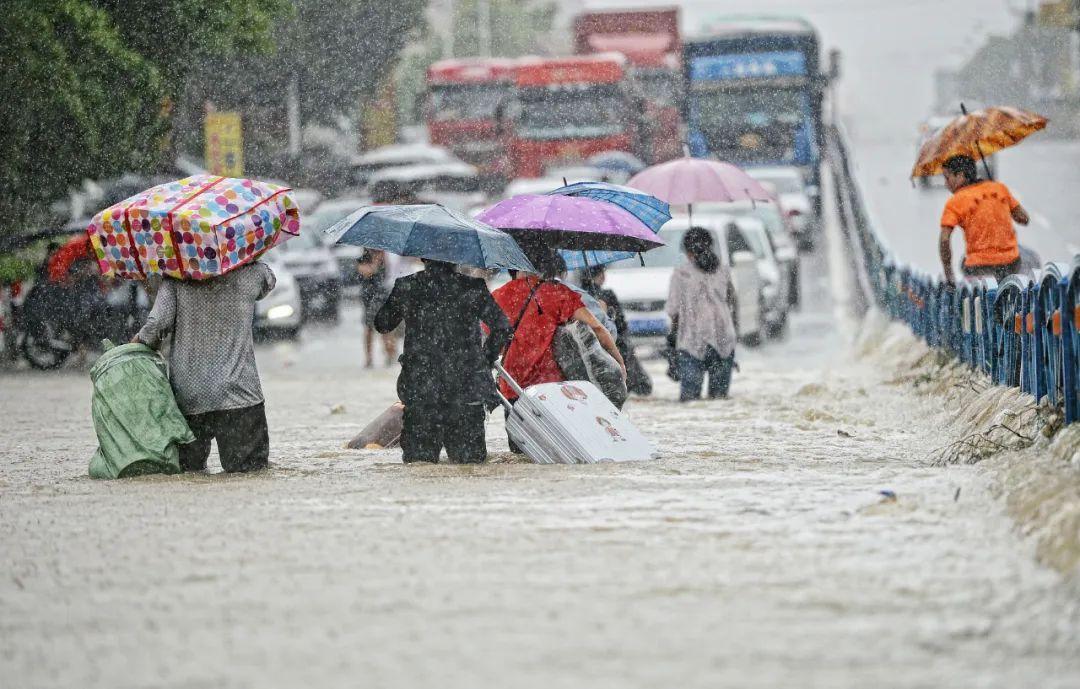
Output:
[939, 155, 1030, 283]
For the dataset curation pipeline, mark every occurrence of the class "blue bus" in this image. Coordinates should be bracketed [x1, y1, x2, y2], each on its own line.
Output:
[683, 17, 831, 195]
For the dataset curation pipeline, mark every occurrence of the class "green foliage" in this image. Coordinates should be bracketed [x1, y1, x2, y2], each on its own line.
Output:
[176, 0, 428, 174]
[0, 0, 287, 240]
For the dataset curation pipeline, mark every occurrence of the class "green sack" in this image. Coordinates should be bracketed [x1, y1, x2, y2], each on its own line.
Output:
[88, 341, 195, 479]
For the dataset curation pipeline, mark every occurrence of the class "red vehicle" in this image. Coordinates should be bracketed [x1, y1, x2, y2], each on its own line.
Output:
[425, 58, 516, 177]
[573, 8, 682, 163]
[506, 54, 641, 179]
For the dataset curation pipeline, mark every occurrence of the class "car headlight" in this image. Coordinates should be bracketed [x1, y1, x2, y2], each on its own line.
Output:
[266, 304, 295, 321]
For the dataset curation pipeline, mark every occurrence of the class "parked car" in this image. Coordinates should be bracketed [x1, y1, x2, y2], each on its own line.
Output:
[730, 215, 789, 339]
[273, 229, 342, 322]
[304, 196, 370, 289]
[717, 198, 801, 309]
[602, 215, 763, 353]
[747, 166, 816, 249]
[350, 143, 458, 189]
[502, 177, 569, 198]
[367, 161, 485, 215]
[255, 260, 303, 339]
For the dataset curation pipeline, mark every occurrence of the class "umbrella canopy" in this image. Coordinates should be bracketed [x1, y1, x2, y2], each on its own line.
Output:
[477, 194, 664, 253]
[627, 157, 772, 206]
[911, 105, 1048, 178]
[326, 204, 536, 273]
[546, 182, 669, 269]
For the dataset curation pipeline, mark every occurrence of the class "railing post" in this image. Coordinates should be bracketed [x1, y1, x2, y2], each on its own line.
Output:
[1062, 268, 1080, 423]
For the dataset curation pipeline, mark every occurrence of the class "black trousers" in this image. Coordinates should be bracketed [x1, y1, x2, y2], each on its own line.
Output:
[179, 402, 270, 473]
[402, 402, 486, 463]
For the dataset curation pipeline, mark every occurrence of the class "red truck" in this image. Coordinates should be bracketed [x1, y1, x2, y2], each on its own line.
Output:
[505, 54, 641, 179]
[573, 8, 683, 163]
[425, 58, 516, 179]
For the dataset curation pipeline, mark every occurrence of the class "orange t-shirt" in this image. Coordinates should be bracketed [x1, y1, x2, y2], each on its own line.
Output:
[940, 181, 1021, 267]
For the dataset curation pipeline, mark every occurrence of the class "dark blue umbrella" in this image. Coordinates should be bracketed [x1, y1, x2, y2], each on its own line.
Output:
[326, 204, 536, 273]
[547, 182, 670, 270]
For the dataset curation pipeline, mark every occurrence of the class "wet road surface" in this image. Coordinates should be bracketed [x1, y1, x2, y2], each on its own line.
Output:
[3, 238, 1079, 687]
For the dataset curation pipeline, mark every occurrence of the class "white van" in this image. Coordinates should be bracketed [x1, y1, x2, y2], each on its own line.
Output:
[603, 215, 762, 353]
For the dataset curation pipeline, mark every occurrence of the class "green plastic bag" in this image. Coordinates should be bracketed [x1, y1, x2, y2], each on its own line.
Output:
[88, 341, 195, 479]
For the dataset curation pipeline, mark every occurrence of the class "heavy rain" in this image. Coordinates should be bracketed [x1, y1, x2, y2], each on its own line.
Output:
[2, 1, 1079, 687]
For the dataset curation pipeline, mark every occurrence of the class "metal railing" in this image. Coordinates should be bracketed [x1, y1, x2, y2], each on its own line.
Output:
[828, 123, 1080, 423]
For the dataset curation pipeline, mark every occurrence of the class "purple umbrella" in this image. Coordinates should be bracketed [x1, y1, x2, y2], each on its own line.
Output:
[628, 158, 773, 206]
[477, 194, 664, 252]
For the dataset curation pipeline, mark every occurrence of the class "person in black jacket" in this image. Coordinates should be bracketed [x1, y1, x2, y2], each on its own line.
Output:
[374, 259, 512, 463]
[580, 266, 652, 396]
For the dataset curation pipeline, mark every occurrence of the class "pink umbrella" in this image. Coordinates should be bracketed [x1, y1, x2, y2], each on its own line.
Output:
[627, 158, 772, 207]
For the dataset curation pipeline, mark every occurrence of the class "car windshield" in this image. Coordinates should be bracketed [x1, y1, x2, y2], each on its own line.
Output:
[691, 86, 805, 164]
[430, 83, 510, 122]
[518, 84, 626, 141]
[731, 206, 787, 244]
[751, 172, 803, 194]
[608, 228, 687, 269]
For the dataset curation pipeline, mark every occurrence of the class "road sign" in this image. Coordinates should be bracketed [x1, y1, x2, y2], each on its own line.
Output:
[205, 111, 244, 177]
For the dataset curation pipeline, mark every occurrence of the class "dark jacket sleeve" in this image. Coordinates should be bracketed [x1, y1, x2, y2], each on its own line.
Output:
[476, 279, 512, 364]
[374, 279, 405, 334]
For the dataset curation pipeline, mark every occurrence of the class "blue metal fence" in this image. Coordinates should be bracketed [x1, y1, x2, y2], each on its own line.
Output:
[829, 124, 1080, 423]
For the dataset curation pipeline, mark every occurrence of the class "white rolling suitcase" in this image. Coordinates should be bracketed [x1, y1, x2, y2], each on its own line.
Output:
[497, 364, 654, 464]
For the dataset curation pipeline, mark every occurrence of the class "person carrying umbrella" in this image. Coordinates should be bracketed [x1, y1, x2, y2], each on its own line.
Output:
[374, 259, 512, 463]
[938, 155, 1030, 283]
[492, 242, 626, 452]
[911, 105, 1046, 283]
[328, 204, 535, 463]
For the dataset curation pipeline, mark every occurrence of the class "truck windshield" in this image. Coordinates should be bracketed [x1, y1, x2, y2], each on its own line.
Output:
[429, 83, 508, 122]
[691, 87, 804, 164]
[636, 70, 679, 107]
[517, 85, 626, 140]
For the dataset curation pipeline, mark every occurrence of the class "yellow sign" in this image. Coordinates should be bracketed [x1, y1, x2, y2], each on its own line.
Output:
[205, 111, 244, 177]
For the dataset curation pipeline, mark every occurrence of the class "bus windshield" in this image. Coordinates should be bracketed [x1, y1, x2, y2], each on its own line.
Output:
[517, 84, 626, 140]
[429, 83, 509, 122]
[691, 86, 805, 164]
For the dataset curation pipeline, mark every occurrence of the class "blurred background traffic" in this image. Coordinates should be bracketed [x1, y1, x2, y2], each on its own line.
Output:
[3, 0, 1078, 370]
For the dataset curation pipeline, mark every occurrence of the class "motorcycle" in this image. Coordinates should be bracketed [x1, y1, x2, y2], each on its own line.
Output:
[13, 276, 148, 370]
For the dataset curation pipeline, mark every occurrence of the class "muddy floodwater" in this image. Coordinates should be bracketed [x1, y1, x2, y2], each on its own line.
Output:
[2, 258, 1080, 688]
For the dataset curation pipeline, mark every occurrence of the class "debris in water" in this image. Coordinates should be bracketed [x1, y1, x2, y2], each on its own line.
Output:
[838, 429, 854, 438]
[329, 404, 346, 415]
[954, 487, 961, 502]
[879, 490, 897, 502]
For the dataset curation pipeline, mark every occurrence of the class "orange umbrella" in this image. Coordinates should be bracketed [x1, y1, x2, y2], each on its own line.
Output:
[911, 105, 1048, 179]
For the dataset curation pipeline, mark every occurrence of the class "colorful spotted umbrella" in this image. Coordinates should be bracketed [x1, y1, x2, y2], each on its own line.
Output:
[88, 175, 299, 281]
[911, 105, 1048, 179]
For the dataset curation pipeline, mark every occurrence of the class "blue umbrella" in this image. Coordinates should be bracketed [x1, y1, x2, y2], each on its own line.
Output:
[547, 182, 670, 270]
[326, 204, 536, 273]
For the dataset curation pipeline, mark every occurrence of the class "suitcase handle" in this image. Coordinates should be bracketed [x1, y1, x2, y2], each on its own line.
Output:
[494, 361, 525, 398]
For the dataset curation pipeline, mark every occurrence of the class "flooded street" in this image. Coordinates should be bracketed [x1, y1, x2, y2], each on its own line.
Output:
[3, 233, 1079, 687]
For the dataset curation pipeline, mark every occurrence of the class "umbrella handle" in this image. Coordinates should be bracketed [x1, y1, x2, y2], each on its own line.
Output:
[961, 102, 993, 181]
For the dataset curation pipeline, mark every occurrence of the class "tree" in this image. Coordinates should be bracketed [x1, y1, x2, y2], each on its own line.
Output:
[0, 0, 287, 238]
[175, 0, 428, 177]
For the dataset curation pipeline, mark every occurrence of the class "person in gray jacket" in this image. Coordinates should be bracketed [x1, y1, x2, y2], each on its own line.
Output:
[134, 261, 277, 472]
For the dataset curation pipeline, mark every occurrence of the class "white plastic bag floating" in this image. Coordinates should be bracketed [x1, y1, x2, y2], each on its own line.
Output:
[553, 321, 628, 408]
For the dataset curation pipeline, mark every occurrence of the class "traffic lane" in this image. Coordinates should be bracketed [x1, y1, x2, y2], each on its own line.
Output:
[855, 139, 1080, 273]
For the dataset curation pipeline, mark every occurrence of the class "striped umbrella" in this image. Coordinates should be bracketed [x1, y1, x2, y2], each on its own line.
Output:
[547, 182, 670, 270]
[911, 105, 1048, 179]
